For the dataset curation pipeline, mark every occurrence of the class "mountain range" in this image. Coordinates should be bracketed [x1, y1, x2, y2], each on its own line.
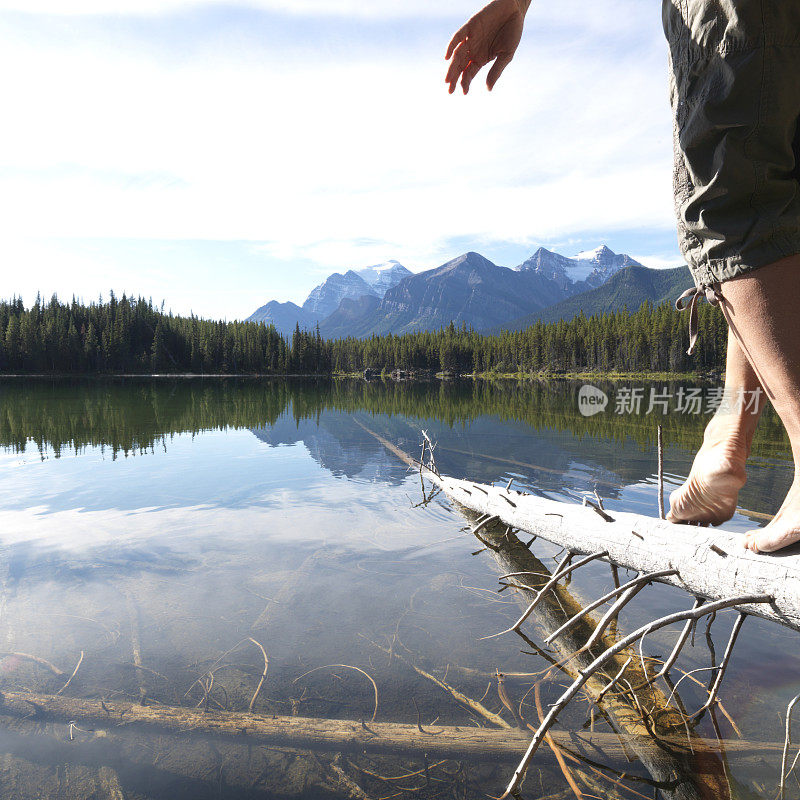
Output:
[247, 246, 691, 338]
[248, 260, 412, 335]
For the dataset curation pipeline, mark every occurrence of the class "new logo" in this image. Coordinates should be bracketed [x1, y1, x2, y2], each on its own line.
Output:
[578, 384, 608, 417]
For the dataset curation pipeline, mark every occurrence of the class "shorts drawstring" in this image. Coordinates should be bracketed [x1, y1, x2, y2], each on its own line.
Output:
[675, 283, 721, 356]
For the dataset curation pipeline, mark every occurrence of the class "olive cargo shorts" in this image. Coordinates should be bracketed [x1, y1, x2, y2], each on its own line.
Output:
[664, 0, 800, 288]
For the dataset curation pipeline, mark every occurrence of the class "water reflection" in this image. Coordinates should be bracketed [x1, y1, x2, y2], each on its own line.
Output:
[0, 377, 795, 799]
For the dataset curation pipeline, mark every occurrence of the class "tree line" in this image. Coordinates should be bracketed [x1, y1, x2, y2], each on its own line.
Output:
[0, 293, 726, 376]
[0, 378, 788, 462]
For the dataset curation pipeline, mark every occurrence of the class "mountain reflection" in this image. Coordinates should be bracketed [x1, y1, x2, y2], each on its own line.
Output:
[0, 376, 791, 504]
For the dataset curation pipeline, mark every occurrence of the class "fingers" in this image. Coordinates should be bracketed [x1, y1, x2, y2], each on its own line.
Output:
[486, 53, 513, 91]
[445, 23, 469, 60]
[445, 40, 471, 94]
[446, 46, 514, 95]
[460, 59, 482, 95]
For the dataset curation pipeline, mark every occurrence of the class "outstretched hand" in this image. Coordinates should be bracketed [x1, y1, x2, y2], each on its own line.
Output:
[445, 0, 526, 94]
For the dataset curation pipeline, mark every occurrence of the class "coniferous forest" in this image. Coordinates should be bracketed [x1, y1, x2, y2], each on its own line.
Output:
[0, 293, 726, 376]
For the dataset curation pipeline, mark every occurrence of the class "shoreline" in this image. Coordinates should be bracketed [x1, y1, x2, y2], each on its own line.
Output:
[0, 371, 718, 381]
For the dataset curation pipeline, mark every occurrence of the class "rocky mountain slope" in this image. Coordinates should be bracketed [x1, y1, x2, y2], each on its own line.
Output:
[495, 265, 692, 331]
[247, 300, 313, 336]
[342, 251, 572, 337]
[247, 246, 678, 339]
[354, 261, 412, 297]
[247, 261, 411, 336]
[301, 270, 377, 319]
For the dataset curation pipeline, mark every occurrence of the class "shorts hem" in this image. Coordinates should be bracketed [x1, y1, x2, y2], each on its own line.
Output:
[686, 236, 800, 286]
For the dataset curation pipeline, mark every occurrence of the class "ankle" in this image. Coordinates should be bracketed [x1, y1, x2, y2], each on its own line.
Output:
[703, 411, 756, 457]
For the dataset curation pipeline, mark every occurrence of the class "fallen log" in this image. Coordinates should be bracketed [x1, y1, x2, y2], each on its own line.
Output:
[0, 691, 785, 775]
[353, 419, 799, 632]
[427, 474, 796, 632]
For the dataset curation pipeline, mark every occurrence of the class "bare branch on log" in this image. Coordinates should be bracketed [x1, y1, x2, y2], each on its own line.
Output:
[472, 515, 500, 535]
[420, 430, 440, 476]
[247, 638, 269, 713]
[0, 652, 63, 676]
[500, 594, 773, 799]
[684, 612, 746, 722]
[594, 657, 632, 706]
[635, 598, 705, 690]
[544, 570, 678, 646]
[362, 638, 510, 729]
[582, 496, 614, 523]
[582, 582, 647, 653]
[56, 651, 84, 696]
[480, 551, 610, 641]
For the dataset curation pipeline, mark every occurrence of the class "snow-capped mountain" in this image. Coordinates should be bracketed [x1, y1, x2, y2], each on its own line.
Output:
[301, 270, 378, 319]
[516, 248, 578, 291]
[517, 244, 642, 288]
[300, 261, 412, 319]
[573, 245, 643, 285]
[354, 260, 412, 298]
[248, 259, 411, 333]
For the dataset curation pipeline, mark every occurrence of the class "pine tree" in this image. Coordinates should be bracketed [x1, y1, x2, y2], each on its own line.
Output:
[151, 320, 165, 373]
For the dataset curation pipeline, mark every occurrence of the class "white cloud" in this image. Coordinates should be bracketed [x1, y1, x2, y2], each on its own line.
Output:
[0, 0, 649, 27]
[0, 0, 679, 312]
[0, 0, 466, 16]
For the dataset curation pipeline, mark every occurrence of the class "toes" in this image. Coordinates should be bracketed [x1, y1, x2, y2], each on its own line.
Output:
[666, 489, 684, 522]
[666, 507, 688, 524]
[743, 531, 760, 553]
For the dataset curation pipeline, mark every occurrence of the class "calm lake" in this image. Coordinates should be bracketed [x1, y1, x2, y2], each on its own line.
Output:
[0, 377, 797, 800]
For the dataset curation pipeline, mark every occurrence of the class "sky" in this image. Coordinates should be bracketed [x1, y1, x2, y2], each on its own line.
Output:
[0, 0, 684, 320]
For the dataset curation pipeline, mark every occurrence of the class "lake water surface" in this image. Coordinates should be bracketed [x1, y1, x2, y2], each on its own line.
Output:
[0, 377, 797, 800]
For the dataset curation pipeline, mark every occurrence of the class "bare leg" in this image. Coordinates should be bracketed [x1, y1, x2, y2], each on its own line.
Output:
[667, 328, 766, 525]
[713, 255, 800, 551]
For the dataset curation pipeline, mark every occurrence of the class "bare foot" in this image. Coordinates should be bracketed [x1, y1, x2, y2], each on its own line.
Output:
[667, 418, 749, 526]
[744, 478, 800, 552]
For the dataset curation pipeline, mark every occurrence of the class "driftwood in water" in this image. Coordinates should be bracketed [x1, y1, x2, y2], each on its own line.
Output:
[251, 549, 325, 631]
[427, 473, 797, 632]
[355, 416, 790, 631]
[0, 691, 784, 774]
